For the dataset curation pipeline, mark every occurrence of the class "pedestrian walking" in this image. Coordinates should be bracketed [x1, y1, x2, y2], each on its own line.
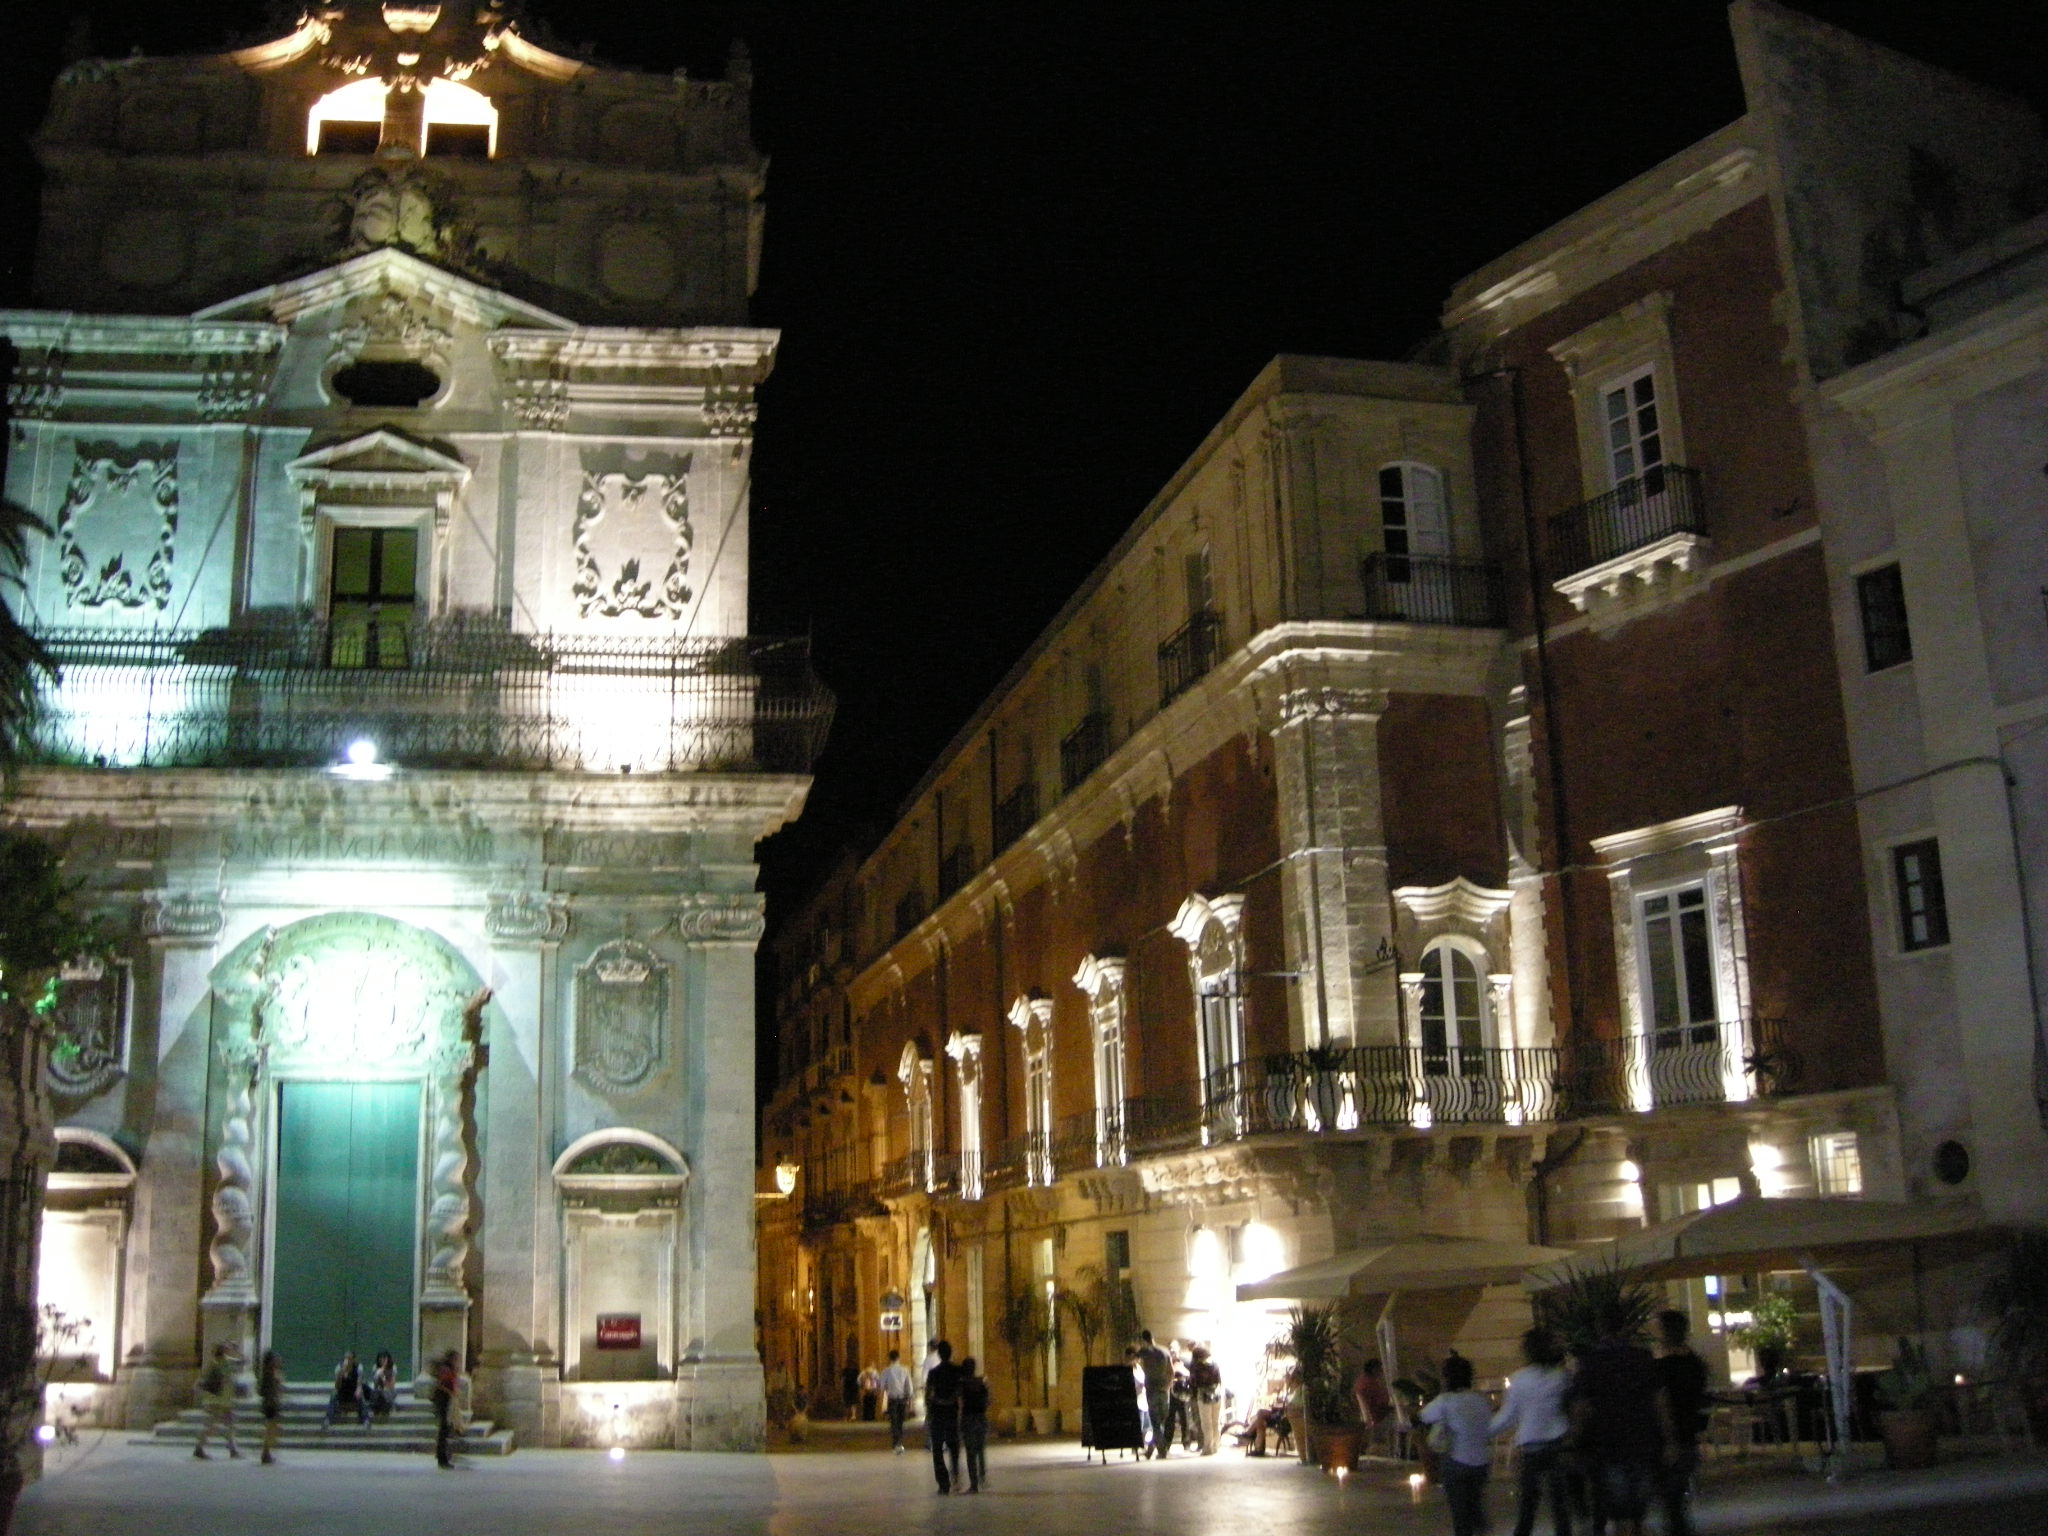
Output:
[431, 1348, 461, 1468]
[192, 1342, 242, 1460]
[859, 1362, 882, 1422]
[1188, 1346, 1223, 1454]
[842, 1361, 862, 1422]
[1652, 1311, 1710, 1536]
[959, 1355, 991, 1491]
[1134, 1330, 1172, 1458]
[258, 1350, 286, 1465]
[880, 1349, 915, 1453]
[924, 1340, 964, 1494]
[1126, 1347, 1154, 1449]
[1419, 1355, 1494, 1536]
[1568, 1303, 1663, 1536]
[1492, 1327, 1573, 1536]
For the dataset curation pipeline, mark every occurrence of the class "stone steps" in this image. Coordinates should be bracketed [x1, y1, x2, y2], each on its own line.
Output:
[137, 1390, 515, 1455]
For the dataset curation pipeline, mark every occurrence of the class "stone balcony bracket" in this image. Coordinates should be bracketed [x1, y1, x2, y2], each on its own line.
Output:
[1552, 531, 1711, 621]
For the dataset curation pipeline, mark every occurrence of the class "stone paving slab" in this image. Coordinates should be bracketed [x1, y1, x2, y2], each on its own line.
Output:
[14, 1432, 2048, 1536]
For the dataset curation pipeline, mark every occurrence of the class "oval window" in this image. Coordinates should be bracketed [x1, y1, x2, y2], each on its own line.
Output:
[331, 359, 442, 408]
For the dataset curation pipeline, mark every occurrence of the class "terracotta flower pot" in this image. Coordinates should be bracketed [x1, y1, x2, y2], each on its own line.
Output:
[1316, 1425, 1362, 1472]
[1878, 1407, 1939, 1469]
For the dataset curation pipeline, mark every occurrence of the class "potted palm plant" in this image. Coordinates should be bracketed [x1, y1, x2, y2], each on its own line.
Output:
[1873, 1336, 1939, 1468]
[996, 1279, 1050, 1435]
[1982, 1228, 2048, 1443]
[1728, 1293, 1799, 1383]
[1273, 1303, 1359, 1471]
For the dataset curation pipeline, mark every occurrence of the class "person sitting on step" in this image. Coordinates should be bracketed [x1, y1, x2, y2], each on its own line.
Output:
[364, 1350, 398, 1421]
[324, 1351, 370, 1428]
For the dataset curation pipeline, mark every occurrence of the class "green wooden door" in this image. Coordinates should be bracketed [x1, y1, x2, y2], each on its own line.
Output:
[271, 1081, 421, 1380]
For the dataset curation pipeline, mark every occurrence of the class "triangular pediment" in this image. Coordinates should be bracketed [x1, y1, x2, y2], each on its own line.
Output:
[288, 427, 471, 484]
[193, 247, 575, 334]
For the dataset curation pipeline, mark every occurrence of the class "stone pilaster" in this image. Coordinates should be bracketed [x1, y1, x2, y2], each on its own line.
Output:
[1269, 684, 1397, 1047]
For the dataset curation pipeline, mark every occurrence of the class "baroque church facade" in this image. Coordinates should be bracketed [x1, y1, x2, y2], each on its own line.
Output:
[4, 4, 826, 1450]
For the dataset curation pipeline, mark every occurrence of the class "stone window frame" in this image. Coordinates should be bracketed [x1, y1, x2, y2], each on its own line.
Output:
[1850, 555, 1914, 673]
[1548, 292, 1691, 500]
[286, 431, 471, 620]
[1590, 807, 1754, 1106]
[897, 1042, 936, 1193]
[1170, 892, 1248, 1141]
[1391, 877, 1514, 1051]
[1006, 992, 1056, 1186]
[1377, 460, 1453, 559]
[1072, 954, 1129, 1167]
[943, 1030, 984, 1200]
[1883, 832, 1952, 957]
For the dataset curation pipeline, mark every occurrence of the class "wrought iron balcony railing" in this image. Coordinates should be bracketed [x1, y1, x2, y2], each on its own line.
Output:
[1157, 609, 1223, 708]
[938, 842, 977, 900]
[993, 780, 1039, 852]
[1060, 711, 1111, 793]
[1359, 553, 1506, 627]
[844, 1020, 1802, 1208]
[1548, 463, 1705, 580]
[24, 619, 834, 775]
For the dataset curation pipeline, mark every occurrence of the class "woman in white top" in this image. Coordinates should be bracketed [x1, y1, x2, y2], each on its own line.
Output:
[1491, 1327, 1574, 1536]
[1418, 1354, 1493, 1536]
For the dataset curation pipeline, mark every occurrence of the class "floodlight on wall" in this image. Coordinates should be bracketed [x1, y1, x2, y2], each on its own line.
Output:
[330, 738, 394, 781]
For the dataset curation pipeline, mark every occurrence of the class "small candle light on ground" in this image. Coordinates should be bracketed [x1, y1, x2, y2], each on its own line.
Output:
[609, 1445, 626, 1462]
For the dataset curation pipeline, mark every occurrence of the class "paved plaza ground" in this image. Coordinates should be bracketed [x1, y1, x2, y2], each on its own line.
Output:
[14, 1432, 2048, 1536]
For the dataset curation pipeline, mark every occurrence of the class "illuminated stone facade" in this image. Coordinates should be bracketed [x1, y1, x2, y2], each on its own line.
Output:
[3, 4, 824, 1451]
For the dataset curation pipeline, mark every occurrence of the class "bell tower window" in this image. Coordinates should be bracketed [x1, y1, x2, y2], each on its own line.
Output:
[328, 526, 418, 670]
[310, 78, 389, 156]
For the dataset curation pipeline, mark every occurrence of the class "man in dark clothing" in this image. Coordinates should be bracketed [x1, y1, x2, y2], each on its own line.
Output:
[1568, 1304, 1662, 1536]
[924, 1339, 964, 1493]
[1134, 1330, 1172, 1458]
[1652, 1310, 1710, 1536]
[431, 1349, 461, 1468]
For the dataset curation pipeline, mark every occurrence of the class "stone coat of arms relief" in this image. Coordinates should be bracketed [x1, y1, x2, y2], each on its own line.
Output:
[574, 939, 671, 1092]
[572, 458, 693, 620]
[45, 957, 128, 1099]
[57, 442, 179, 611]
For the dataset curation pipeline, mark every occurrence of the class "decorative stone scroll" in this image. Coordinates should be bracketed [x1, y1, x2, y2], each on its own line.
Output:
[45, 957, 129, 1099]
[675, 895, 766, 945]
[574, 940, 671, 1092]
[1277, 686, 1388, 726]
[57, 442, 179, 612]
[487, 891, 571, 945]
[139, 889, 224, 942]
[572, 459, 693, 620]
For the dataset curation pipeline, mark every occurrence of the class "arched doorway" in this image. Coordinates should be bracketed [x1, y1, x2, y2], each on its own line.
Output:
[202, 912, 489, 1381]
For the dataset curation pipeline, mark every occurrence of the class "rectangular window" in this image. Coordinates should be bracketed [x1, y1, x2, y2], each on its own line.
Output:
[1184, 545, 1214, 617]
[1809, 1131, 1863, 1196]
[1638, 882, 1719, 1042]
[315, 118, 382, 156]
[1893, 839, 1950, 951]
[1602, 366, 1666, 495]
[328, 525, 417, 669]
[1856, 564, 1913, 672]
[1105, 1230, 1131, 1273]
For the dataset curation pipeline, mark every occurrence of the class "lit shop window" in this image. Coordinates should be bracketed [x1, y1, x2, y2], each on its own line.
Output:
[1809, 1131, 1864, 1197]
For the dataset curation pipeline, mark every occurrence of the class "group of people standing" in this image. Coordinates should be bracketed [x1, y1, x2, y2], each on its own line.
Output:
[1128, 1330, 1225, 1457]
[1418, 1306, 1711, 1536]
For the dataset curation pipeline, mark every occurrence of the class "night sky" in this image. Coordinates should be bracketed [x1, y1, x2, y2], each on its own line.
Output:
[5, 2, 2048, 982]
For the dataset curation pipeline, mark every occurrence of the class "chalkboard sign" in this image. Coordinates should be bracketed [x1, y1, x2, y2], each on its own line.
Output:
[1080, 1365, 1145, 1460]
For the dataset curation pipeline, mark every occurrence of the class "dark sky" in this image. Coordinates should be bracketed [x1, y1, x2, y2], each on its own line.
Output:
[6, 2, 2048, 945]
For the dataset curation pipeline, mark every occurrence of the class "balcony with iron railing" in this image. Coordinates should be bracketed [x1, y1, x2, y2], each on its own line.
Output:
[1156, 609, 1223, 708]
[23, 618, 834, 775]
[1358, 553, 1506, 627]
[1060, 711, 1111, 794]
[993, 780, 1039, 852]
[892, 889, 928, 941]
[850, 1019, 1801, 1209]
[937, 842, 977, 901]
[1547, 464, 1707, 610]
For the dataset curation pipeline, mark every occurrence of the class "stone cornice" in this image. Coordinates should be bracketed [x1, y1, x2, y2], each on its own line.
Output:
[2, 766, 810, 840]
[1821, 287, 2048, 436]
[0, 313, 285, 355]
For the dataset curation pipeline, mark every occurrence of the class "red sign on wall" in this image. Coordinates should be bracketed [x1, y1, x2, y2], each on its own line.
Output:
[596, 1314, 642, 1350]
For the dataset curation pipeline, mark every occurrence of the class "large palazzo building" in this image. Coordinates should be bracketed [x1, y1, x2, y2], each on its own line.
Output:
[3, 5, 828, 1450]
[759, 1, 2048, 1424]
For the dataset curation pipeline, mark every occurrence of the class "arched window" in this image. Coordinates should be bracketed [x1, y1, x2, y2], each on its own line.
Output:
[421, 79, 497, 158]
[1378, 462, 1451, 567]
[898, 1043, 935, 1192]
[308, 77, 389, 155]
[1417, 938, 1491, 1076]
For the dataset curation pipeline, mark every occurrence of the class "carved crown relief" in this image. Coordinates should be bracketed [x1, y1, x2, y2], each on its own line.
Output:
[57, 442, 179, 612]
[572, 455, 694, 620]
[574, 939, 672, 1093]
[45, 957, 129, 1099]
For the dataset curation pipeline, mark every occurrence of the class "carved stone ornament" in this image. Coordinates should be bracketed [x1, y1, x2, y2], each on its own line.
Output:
[255, 913, 474, 1068]
[486, 892, 571, 944]
[139, 889, 225, 941]
[335, 164, 483, 270]
[703, 398, 758, 440]
[45, 958, 129, 1098]
[333, 291, 455, 359]
[574, 940, 671, 1092]
[198, 350, 278, 421]
[1278, 686, 1388, 725]
[511, 377, 569, 431]
[675, 895, 766, 945]
[572, 464, 693, 620]
[57, 442, 179, 611]
[6, 349, 64, 419]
